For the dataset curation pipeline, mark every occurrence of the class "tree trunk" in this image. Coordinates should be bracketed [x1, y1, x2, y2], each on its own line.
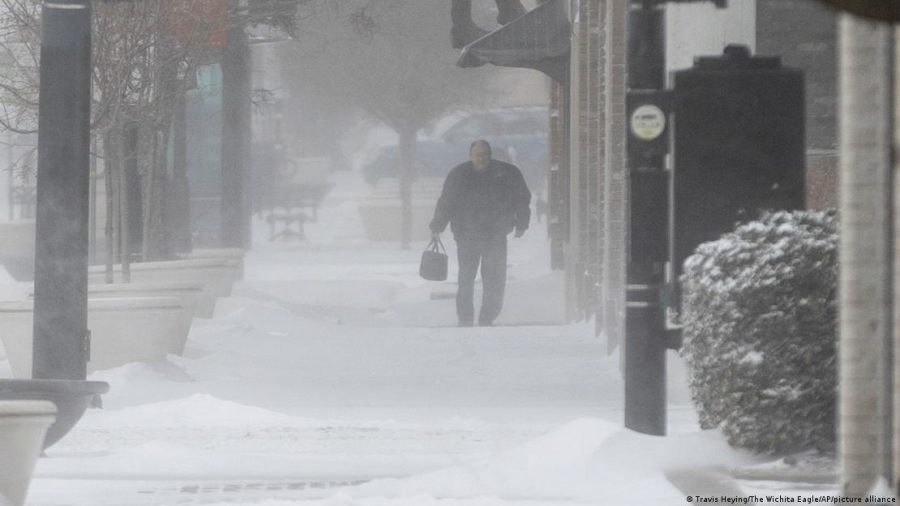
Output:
[142, 126, 170, 261]
[170, 92, 192, 253]
[103, 129, 118, 284]
[122, 121, 141, 279]
[89, 138, 97, 263]
[398, 127, 416, 250]
[143, 31, 180, 261]
[838, 14, 893, 497]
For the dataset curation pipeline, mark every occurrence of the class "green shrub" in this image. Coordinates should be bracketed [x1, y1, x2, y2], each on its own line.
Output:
[680, 210, 837, 454]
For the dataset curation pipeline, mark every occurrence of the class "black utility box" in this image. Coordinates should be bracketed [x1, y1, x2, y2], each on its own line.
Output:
[672, 45, 805, 275]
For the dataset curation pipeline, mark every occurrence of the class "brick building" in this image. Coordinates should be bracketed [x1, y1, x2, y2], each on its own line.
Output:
[756, 0, 837, 210]
[563, 0, 837, 344]
[460, 0, 838, 350]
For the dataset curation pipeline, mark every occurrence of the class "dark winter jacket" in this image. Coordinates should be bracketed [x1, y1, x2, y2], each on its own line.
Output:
[429, 159, 531, 240]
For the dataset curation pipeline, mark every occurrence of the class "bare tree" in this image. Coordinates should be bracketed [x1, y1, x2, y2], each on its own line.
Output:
[285, 0, 501, 248]
[0, 0, 224, 263]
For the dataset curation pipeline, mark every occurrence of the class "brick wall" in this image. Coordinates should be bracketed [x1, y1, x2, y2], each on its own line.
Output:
[757, 0, 837, 208]
[566, 0, 609, 322]
[602, 0, 627, 351]
[548, 81, 567, 269]
[757, 0, 837, 151]
[562, 0, 628, 348]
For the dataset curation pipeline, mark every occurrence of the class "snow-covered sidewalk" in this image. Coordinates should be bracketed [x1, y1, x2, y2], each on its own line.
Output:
[2, 172, 837, 505]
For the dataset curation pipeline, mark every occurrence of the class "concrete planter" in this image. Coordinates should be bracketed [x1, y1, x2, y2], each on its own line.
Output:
[0, 400, 55, 506]
[0, 379, 109, 450]
[88, 281, 204, 323]
[179, 248, 245, 279]
[359, 178, 441, 242]
[0, 220, 35, 281]
[0, 296, 187, 378]
[89, 258, 241, 317]
[358, 199, 436, 242]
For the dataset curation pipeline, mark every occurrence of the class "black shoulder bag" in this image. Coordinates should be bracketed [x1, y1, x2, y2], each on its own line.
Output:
[419, 237, 448, 281]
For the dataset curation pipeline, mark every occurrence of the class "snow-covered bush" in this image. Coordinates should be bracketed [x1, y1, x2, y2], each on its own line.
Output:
[680, 210, 837, 454]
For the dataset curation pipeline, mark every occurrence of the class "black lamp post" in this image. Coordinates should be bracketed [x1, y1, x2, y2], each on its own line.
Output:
[623, 0, 730, 435]
[624, 0, 668, 436]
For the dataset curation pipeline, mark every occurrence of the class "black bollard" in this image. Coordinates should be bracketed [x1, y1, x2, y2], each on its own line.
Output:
[32, 0, 93, 380]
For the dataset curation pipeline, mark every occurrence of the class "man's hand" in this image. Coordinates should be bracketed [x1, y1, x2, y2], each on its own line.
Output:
[431, 231, 441, 241]
[514, 227, 527, 238]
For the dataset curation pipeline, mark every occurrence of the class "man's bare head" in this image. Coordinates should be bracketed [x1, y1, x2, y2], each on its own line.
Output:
[470, 139, 492, 171]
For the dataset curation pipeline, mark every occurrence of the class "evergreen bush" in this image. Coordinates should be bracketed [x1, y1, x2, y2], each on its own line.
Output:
[680, 210, 837, 454]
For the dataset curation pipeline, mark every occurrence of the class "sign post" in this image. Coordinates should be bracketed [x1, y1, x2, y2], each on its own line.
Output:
[624, 0, 668, 436]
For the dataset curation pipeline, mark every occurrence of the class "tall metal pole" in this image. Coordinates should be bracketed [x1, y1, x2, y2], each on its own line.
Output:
[624, 0, 667, 435]
[221, 2, 252, 249]
[32, 0, 92, 380]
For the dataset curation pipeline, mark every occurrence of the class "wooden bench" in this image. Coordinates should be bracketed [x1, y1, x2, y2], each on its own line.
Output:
[265, 183, 333, 241]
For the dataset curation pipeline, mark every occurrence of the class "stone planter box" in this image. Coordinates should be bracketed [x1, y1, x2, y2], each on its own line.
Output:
[179, 248, 245, 279]
[358, 199, 436, 242]
[0, 220, 35, 281]
[358, 178, 441, 242]
[88, 281, 204, 323]
[0, 296, 187, 378]
[89, 258, 241, 317]
[0, 400, 55, 506]
[0, 379, 109, 451]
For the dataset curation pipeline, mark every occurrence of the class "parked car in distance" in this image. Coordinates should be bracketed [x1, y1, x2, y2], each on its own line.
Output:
[362, 106, 550, 189]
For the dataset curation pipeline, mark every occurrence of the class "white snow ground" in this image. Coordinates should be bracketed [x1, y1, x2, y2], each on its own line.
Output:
[1, 171, 839, 505]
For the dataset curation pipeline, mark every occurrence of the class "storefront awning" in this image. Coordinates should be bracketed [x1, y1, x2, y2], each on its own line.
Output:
[457, 0, 571, 84]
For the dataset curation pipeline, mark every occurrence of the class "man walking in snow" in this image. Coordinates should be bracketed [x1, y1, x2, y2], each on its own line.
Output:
[429, 139, 531, 327]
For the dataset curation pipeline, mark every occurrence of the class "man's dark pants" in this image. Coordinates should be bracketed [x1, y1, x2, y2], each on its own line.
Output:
[456, 235, 507, 326]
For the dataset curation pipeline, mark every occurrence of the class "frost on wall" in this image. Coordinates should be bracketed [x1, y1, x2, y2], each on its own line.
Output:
[680, 210, 837, 454]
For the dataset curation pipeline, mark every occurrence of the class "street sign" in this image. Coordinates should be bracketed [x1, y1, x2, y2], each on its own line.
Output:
[814, 0, 900, 22]
[626, 90, 669, 164]
[630, 104, 666, 141]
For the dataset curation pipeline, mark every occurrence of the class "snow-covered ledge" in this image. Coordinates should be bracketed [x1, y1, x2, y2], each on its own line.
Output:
[0, 296, 187, 378]
[0, 400, 55, 506]
[0, 220, 36, 281]
[88, 257, 242, 317]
